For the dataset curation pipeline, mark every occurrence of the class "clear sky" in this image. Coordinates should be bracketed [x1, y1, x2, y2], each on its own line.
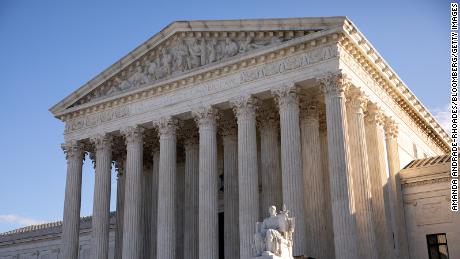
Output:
[0, 0, 452, 233]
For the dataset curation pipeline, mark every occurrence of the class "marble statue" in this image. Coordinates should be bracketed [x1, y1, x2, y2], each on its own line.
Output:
[253, 205, 294, 259]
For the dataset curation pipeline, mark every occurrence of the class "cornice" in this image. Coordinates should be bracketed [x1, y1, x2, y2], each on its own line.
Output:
[339, 19, 450, 153]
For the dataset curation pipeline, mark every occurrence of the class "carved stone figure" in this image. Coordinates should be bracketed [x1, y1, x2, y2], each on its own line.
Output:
[160, 48, 173, 77]
[188, 38, 202, 69]
[239, 37, 257, 53]
[173, 39, 189, 72]
[207, 38, 218, 63]
[253, 206, 294, 259]
[146, 59, 159, 82]
[129, 66, 148, 87]
[224, 38, 239, 58]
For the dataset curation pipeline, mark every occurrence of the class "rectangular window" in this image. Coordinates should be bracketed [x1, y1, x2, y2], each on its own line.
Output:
[426, 233, 449, 259]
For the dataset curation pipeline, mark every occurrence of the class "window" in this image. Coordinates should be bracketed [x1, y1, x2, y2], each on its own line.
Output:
[426, 233, 449, 259]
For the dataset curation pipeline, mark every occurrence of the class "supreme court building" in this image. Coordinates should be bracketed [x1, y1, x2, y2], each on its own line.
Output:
[0, 17, 456, 259]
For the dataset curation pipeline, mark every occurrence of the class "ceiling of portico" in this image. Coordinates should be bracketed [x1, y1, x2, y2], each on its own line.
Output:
[49, 17, 347, 117]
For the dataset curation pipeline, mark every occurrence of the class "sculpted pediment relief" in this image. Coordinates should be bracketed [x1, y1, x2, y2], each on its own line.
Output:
[70, 30, 319, 108]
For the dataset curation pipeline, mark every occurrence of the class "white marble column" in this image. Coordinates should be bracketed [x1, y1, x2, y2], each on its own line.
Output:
[365, 103, 393, 259]
[120, 126, 144, 259]
[220, 119, 240, 259]
[319, 117, 335, 259]
[176, 158, 185, 259]
[300, 101, 327, 258]
[90, 134, 113, 259]
[318, 73, 358, 259]
[384, 119, 410, 259]
[143, 163, 152, 259]
[346, 88, 378, 259]
[183, 133, 199, 259]
[272, 84, 307, 257]
[230, 95, 259, 259]
[193, 107, 219, 259]
[150, 146, 160, 259]
[114, 156, 126, 259]
[61, 141, 85, 259]
[257, 106, 282, 214]
[155, 117, 178, 259]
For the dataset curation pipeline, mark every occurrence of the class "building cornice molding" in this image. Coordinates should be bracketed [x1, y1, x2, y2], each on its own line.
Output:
[339, 19, 450, 153]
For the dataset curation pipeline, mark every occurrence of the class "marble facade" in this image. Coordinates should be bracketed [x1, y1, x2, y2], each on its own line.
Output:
[0, 17, 451, 259]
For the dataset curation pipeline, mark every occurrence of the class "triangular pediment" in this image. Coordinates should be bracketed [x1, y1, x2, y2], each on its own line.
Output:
[50, 17, 347, 116]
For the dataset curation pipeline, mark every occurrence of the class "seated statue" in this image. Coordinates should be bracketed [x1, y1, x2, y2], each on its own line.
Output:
[253, 205, 295, 259]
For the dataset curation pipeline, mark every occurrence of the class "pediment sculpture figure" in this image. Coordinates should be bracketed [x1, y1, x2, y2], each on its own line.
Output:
[252, 205, 295, 259]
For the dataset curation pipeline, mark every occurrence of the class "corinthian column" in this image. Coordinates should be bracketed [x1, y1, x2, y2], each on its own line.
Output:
[230, 95, 259, 259]
[220, 119, 239, 259]
[365, 104, 393, 259]
[318, 73, 358, 259]
[120, 126, 144, 259]
[384, 119, 409, 259]
[193, 106, 219, 259]
[300, 101, 327, 258]
[183, 131, 199, 259]
[346, 88, 378, 259]
[61, 140, 85, 259]
[155, 117, 178, 259]
[257, 105, 282, 214]
[114, 155, 126, 259]
[272, 84, 307, 257]
[319, 116, 335, 259]
[150, 146, 160, 259]
[90, 134, 113, 259]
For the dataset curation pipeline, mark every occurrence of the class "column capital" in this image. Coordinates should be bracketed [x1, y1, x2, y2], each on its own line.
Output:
[257, 105, 279, 130]
[230, 95, 258, 119]
[90, 134, 113, 152]
[271, 83, 299, 108]
[192, 106, 219, 128]
[61, 140, 85, 161]
[384, 118, 399, 139]
[154, 117, 179, 137]
[300, 100, 319, 121]
[345, 87, 368, 112]
[121, 126, 144, 145]
[318, 72, 351, 97]
[365, 103, 385, 126]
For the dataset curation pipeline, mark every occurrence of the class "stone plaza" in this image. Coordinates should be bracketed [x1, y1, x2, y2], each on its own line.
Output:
[0, 17, 456, 259]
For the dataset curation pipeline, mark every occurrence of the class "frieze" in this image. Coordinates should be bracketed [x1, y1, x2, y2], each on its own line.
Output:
[72, 31, 320, 107]
[64, 44, 338, 134]
[65, 106, 130, 133]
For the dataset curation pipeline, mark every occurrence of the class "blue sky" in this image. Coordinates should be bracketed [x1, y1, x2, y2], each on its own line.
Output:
[0, 0, 452, 233]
